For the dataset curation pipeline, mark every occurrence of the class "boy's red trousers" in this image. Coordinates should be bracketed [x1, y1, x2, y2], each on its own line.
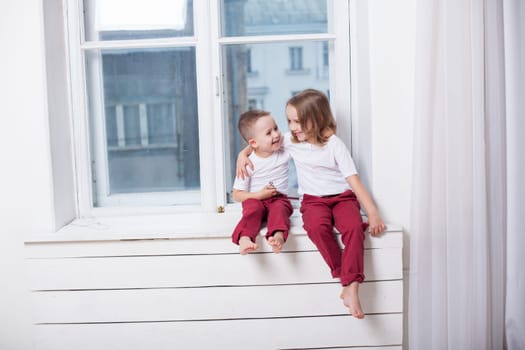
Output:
[232, 195, 293, 244]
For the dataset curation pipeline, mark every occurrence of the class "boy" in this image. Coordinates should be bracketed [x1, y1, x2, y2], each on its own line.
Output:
[231, 109, 293, 255]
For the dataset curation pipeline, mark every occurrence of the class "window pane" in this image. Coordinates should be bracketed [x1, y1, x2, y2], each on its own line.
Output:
[85, 48, 200, 205]
[222, 41, 330, 202]
[84, 0, 194, 41]
[220, 0, 327, 37]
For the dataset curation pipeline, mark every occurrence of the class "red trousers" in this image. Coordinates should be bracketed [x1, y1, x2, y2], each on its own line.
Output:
[232, 195, 293, 245]
[300, 190, 368, 286]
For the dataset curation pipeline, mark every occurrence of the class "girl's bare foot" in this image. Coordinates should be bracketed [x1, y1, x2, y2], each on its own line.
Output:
[340, 282, 365, 319]
[239, 236, 258, 255]
[267, 232, 285, 253]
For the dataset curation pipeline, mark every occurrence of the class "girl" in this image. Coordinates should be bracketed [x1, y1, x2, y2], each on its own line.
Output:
[237, 89, 385, 318]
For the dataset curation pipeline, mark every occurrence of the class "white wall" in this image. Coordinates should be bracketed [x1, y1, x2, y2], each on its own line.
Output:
[0, 1, 55, 349]
[0, 0, 416, 348]
[350, 0, 415, 229]
[368, 0, 415, 229]
[352, 0, 416, 346]
[370, 1, 416, 345]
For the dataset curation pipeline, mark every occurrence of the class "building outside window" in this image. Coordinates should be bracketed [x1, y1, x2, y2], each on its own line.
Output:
[67, 0, 352, 214]
[289, 47, 304, 71]
[323, 41, 329, 68]
[246, 48, 253, 74]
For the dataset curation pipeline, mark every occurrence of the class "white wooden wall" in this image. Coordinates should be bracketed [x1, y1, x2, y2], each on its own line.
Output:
[25, 221, 403, 350]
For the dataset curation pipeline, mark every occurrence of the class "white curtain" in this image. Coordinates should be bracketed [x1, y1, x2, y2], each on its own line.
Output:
[503, 0, 525, 348]
[408, 0, 524, 348]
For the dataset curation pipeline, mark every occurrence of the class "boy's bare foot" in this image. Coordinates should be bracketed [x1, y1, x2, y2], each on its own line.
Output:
[239, 236, 258, 255]
[267, 232, 285, 253]
[340, 281, 365, 319]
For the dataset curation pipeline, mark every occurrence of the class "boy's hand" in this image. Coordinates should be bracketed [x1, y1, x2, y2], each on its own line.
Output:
[258, 183, 277, 200]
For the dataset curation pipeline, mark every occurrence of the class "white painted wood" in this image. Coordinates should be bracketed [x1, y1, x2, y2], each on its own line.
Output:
[304, 347, 401, 350]
[26, 219, 403, 348]
[27, 248, 402, 291]
[32, 280, 402, 324]
[24, 210, 403, 243]
[25, 231, 403, 258]
[331, 1, 353, 144]
[33, 314, 402, 350]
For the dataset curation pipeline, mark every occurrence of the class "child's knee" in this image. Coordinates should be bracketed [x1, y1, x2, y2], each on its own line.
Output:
[338, 221, 363, 233]
[305, 222, 333, 240]
[243, 199, 264, 213]
[338, 222, 366, 244]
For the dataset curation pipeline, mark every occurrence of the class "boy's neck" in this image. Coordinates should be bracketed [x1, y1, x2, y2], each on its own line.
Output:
[253, 149, 274, 158]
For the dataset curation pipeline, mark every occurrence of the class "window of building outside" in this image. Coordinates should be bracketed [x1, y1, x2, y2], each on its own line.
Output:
[289, 47, 304, 71]
[246, 48, 253, 74]
[68, 0, 352, 215]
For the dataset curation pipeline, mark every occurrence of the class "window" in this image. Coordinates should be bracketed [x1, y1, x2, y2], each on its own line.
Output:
[246, 48, 254, 74]
[289, 47, 304, 71]
[67, 0, 352, 215]
[86, 48, 200, 207]
[323, 41, 329, 67]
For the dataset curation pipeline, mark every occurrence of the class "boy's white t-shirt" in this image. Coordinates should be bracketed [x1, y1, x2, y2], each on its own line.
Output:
[283, 132, 357, 196]
[233, 149, 291, 195]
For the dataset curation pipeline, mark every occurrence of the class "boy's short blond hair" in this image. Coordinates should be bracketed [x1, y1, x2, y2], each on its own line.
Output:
[238, 109, 271, 142]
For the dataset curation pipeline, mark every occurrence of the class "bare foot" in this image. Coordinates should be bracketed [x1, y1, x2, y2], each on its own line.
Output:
[267, 232, 285, 253]
[340, 282, 365, 319]
[239, 236, 258, 255]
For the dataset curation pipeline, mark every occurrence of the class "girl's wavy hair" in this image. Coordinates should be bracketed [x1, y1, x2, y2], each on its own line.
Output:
[287, 89, 336, 145]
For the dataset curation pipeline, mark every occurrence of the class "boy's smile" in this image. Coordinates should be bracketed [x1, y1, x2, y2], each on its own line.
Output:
[249, 115, 282, 157]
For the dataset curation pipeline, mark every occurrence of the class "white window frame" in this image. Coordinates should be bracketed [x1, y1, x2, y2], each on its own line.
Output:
[64, 0, 354, 232]
[67, 0, 217, 216]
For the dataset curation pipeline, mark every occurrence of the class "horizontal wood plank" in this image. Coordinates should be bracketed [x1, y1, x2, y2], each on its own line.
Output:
[31, 280, 402, 324]
[33, 314, 403, 350]
[27, 248, 402, 291]
[25, 231, 403, 258]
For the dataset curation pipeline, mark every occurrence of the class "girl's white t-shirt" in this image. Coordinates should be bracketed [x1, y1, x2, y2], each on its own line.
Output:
[283, 132, 357, 196]
[233, 149, 291, 195]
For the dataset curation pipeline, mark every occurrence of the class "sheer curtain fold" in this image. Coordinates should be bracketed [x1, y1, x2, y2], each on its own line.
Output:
[503, 0, 525, 348]
[409, 0, 509, 349]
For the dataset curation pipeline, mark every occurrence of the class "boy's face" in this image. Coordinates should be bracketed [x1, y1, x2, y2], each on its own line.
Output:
[248, 115, 282, 155]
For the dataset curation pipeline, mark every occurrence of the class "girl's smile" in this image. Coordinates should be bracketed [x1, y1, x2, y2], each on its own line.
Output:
[286, 104, 310, 142]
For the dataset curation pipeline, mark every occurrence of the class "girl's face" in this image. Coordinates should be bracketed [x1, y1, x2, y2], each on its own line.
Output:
[286, 104, 311, 142]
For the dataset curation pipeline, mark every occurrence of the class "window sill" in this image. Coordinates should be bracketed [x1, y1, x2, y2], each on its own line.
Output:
[24, 209, 401, 243]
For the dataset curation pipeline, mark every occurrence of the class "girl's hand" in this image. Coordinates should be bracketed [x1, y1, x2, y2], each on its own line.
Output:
[367, 213, 386, 236]
[236, 147, 254, 179]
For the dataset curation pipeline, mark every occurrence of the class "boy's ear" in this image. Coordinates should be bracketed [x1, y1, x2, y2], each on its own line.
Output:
[248, 138, 257, 149]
